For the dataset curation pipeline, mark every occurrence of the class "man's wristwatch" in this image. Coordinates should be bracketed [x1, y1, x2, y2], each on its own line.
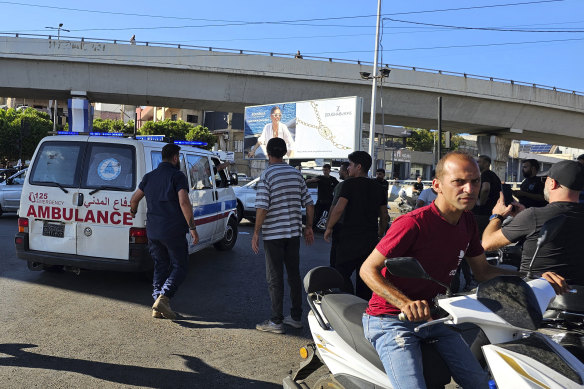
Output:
[489, 214, 505, 222]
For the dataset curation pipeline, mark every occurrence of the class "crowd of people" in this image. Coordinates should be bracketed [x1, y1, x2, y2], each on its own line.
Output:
[130, 141, 582, 388]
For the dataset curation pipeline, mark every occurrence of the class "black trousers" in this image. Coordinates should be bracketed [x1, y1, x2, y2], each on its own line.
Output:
[263, 237, 302, 323]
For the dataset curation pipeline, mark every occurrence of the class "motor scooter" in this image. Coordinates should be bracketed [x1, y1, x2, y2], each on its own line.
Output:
[284, 215, 584, 388]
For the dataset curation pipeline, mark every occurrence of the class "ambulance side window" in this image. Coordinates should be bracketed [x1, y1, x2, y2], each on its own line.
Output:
[179, 154, 188, 178]
[82, 144, 135, 191]
[151, 152, 162, 169]
[29, 142, 82, 187]
[187, 154, 213, 190]
[151, 151, 188, 183]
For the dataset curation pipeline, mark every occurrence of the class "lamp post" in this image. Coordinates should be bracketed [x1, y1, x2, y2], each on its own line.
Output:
[366, 0, 383, 177]
[360, 66, 391, 175]
[45, 23, 69, 40]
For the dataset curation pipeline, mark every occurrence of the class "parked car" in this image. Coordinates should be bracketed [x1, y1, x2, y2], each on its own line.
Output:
[0, 168, 19, 183]
[0, 169, 27, 216]
[233, 169, 339, 224]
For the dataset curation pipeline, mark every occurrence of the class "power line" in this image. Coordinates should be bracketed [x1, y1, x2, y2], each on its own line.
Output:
[306, 37, 584, 55]
[385, 17, 584, 33]
[0, 0, 566, 27]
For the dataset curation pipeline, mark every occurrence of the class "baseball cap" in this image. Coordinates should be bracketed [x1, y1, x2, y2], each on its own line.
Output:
[547, 160, 584, 191]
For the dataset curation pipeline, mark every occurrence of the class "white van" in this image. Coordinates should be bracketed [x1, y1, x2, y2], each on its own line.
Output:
[15, 134, 238, 272]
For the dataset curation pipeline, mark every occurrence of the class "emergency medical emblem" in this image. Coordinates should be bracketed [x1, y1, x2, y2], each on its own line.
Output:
[84, 227, 92, 237]
[97, 158, 121, 181]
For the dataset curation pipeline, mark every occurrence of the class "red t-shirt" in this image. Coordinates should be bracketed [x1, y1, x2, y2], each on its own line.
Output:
[366, 203, 484, 316]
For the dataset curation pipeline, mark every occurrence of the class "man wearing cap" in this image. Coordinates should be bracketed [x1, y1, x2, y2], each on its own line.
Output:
[482, 160, 584, 285]
[577, 154, 584, 203]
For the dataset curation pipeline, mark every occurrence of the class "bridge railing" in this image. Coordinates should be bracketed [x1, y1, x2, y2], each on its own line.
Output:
[1, 32, 582, 97]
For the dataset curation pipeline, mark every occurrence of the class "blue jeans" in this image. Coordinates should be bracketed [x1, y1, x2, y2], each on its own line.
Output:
[363, 314, 489, 389]
[148, 237, 189, 300]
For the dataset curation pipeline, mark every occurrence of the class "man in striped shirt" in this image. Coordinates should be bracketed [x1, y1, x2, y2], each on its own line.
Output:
[252, 137, 315, 334]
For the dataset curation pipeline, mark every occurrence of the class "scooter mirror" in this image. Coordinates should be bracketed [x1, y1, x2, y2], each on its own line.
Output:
[384, 257, 431, 280]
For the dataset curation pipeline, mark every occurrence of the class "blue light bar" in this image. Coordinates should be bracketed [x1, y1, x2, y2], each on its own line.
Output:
[57, 131, 81, 135]
[174, 140, 208, 146]
[136, 135, 165, 141]
[90, 132, 124, 137]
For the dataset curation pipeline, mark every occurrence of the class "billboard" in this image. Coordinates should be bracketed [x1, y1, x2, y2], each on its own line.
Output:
[244, 96, 363, 160]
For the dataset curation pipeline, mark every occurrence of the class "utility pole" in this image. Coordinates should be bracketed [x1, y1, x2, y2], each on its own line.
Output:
[368, 0, 382, 177]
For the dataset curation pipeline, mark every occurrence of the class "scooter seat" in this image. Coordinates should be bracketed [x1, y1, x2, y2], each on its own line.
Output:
[321, 293, 452, 387]
[548, 285, 584, 313]
[321, 293, 385, 371]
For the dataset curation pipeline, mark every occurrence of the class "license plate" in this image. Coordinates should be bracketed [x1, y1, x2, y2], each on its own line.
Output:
[42, 222, 65, 238]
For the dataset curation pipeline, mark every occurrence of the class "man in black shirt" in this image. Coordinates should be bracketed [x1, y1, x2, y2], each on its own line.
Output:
[514, 159, 547, 208]
[473, 155, 502, 234]
[483, 160, 584, 285]
[324, 151, 388, 299]
[130, 144, 199, 319]
[306, 164, 338, 230]
[412, 175, 424, 196]
[374, 168, 389, 203]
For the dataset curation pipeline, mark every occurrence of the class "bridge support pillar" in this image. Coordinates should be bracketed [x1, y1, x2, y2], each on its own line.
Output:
[476, 135, 511, 180]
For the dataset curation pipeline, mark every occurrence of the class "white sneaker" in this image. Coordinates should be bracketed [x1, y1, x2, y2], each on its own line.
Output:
[283, 316, 303, 329]
[256, 320, 285, 334]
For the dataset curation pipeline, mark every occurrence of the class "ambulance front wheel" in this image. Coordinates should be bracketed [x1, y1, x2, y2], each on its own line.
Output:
[214, 216, 238, 251]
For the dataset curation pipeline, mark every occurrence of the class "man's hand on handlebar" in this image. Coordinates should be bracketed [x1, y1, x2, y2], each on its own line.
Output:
[541, 271, 570, 295]
[399, 300, 432, 322]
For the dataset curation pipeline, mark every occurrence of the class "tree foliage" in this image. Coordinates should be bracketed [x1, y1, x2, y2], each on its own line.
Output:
[92, 118, 135, 134]
[405, 128, 463, 152]
[0, 108, 52, 164]
[139, 119, 216, 150]
[185, 125, 217, 150]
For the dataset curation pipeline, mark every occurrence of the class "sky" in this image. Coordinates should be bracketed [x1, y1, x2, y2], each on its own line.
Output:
[1, 0, 583, 93]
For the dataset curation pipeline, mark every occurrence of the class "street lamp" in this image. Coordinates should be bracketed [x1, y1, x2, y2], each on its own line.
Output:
[45, 23, 70, 40]
[361, 66, 391, 174]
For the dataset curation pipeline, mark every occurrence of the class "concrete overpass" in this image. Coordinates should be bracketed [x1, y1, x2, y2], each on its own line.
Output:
[1, 35, 583, 148]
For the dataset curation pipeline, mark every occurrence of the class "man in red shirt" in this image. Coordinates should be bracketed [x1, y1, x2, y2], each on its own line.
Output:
[360, 151, 568, 389]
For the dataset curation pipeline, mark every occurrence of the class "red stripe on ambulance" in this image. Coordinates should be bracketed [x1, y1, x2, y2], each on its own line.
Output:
[26, 205, 133, 226]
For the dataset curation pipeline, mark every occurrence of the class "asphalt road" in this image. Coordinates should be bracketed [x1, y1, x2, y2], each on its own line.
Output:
[0, 215, 331, 388]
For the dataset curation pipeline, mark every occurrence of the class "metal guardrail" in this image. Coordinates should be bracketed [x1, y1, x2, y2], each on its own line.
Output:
[1, 32, 583, 97]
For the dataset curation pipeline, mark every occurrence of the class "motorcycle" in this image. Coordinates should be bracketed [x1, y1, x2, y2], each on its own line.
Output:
[284, 216, 584, 389]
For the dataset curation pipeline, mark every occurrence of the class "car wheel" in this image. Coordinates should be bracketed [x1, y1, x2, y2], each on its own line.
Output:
[236, 201, 244, 224]
[214, 216, 238, 251]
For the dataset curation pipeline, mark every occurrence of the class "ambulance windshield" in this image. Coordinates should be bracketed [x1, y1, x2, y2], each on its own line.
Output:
[30, 141, 136, 191]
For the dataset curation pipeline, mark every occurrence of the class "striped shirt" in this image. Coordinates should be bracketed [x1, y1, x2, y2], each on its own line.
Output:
[255, 162, 313, 240]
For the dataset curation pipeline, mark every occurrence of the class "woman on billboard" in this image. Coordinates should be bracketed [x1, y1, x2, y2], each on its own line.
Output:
[247, 106, 295, 158]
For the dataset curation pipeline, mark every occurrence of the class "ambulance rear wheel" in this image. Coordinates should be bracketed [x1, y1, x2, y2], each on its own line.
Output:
[214, 217, 238, 251]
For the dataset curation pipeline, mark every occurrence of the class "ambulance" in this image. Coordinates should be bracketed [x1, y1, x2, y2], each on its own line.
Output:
[15, 133, 239, 272]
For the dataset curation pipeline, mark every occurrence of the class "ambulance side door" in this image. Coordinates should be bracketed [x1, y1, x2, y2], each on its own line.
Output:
[186, 153, 217, 249]
[210, 157, 234, 241]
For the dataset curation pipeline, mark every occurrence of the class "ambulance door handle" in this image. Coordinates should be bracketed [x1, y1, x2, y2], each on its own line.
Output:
[76, 193, 84, 206]
[214, 191, 218, 201]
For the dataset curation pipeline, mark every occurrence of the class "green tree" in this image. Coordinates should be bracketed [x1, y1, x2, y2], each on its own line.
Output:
[92, 118, 135, 134]
[185, 125, 217, 151]
[405, 128, 463, 152]
[0, 108, 51, 163]
[405, 128, 434, 151]
[139, 120, 216, 150]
